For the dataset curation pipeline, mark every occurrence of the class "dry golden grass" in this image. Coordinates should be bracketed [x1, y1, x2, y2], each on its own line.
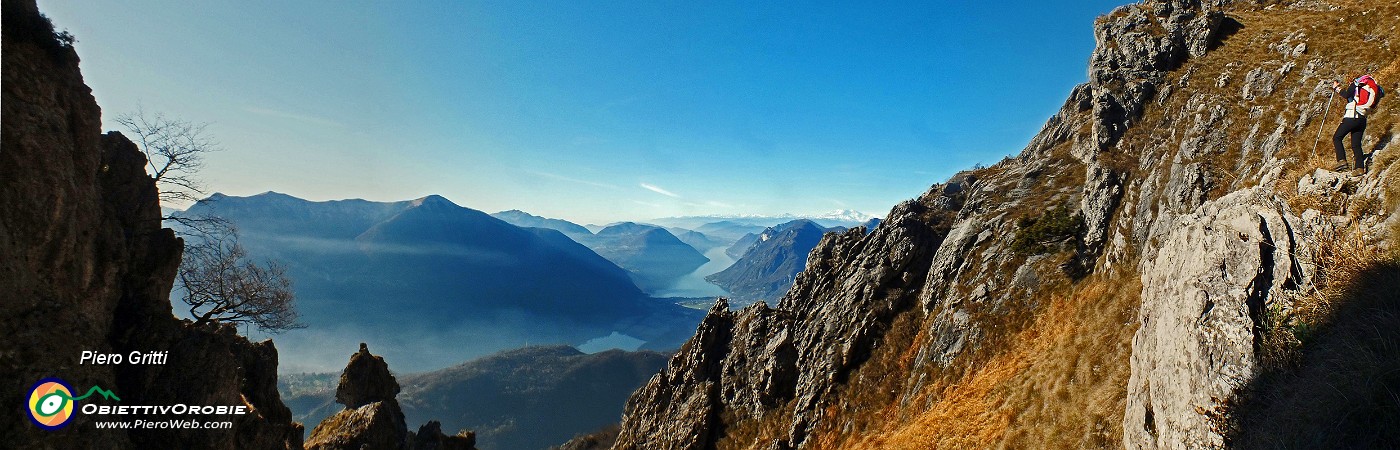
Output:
[834, 3, 1400, 448]
[1259, 206, 1397, 367]
[1230, 240, 1400, 447]
[1389, 166, 1400, 239]
[1304, 227, 1390, 313]
[839, 276, 1140, 450]
[706, 3, 1400, 449]
[1113, 0, 1400, 202]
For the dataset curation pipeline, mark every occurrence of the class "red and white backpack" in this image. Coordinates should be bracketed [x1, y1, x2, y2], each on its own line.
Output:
[1356, 75, 1385, 109]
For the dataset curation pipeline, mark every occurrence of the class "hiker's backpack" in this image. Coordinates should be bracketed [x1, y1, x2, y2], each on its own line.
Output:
[1358, 75, 1384, 108]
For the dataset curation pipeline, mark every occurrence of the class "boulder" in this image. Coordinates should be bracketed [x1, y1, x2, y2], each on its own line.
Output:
[1123, 188, 1311, 449]
[305, 400, 408, 450]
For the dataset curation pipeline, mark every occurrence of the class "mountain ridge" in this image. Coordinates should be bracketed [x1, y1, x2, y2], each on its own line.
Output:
[650, 210, 880, 231]
[705, 219, 845, 305]
[614, 1, 1400, 448]
[179, 192, 698, 372]
[492, 209, 594, 239]
[578, 222, 711, 293]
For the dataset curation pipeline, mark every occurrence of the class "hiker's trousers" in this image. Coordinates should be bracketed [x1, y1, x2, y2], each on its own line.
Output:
[1333, 116, 1367, 167]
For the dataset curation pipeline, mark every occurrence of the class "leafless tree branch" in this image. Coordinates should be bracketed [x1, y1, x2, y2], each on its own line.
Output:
[177, 223, 303, 333]
[116, 108, 219, 204]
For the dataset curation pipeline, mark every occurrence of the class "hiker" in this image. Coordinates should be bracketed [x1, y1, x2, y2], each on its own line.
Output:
[1331, 74, 1381, 172]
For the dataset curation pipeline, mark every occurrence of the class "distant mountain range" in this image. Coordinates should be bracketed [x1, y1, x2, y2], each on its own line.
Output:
[491, 209, 593, 240]
[491, 210, 888, 303]
[492, 211, 712, 294]
[725, 231, 764, 259]
[667, 228, 727, 252]
[694, 221, 770, 244]
[723, 218, 882, 260]
[649, 210, 881, 230]
[175, 192, 700, 372]
[706, 220, 845, 305]
[581, 223, 710, 293]
[282, 345, 668, 450]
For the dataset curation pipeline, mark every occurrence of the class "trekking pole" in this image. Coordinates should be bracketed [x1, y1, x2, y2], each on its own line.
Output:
[1311, 88, 1335, 158]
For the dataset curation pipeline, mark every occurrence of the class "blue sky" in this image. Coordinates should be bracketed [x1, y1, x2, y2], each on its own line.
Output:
[40, 0, 1127, 224]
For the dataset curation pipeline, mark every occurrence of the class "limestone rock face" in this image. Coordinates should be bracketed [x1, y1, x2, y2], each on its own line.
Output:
[1296, 168, 1350, 198]
[617, 183, 961, 449]
[1123, 188, 1311, 449]
[1081, 163, 1125, 256]
[552, 424, 622, 450]
[615, 300, 742, 450]
[611, 1, 1389, 449]
[1087, 0, 1234, 156]
[1, 1, 302, 448]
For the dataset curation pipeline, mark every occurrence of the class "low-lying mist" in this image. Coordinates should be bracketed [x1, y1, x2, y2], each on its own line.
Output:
[255, 310, 630, 373]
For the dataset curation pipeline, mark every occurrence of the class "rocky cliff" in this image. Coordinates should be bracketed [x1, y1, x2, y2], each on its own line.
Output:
[617, 1, 1400, 448]
[0, 0, 304, 448]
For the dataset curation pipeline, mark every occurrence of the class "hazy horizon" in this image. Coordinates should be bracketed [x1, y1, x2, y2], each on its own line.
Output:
[173, 189, 884, 226]
[41, 0, 1127, 224]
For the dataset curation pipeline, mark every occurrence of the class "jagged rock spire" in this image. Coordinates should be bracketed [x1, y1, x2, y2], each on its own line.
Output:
[308, 344, 476, 450]
[335, 343, 401, 408]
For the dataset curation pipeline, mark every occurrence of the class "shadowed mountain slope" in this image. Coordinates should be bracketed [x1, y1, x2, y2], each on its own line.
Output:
[180, 193, 699, 372]
[705, 220, 846, 305]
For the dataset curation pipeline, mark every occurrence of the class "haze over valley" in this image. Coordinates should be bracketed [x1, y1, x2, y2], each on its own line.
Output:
[18, 1, 1391, 449]
[171, 191, 879, 373]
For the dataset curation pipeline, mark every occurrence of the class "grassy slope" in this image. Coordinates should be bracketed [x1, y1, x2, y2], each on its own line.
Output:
[716, 1, 1399, 448]
[860, 277, 1141, 449]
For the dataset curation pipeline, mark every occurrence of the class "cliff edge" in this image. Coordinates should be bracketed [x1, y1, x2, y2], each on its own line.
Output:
[1, 0, 302, 447]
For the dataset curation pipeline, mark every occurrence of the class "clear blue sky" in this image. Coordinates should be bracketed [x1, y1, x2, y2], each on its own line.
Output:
[40, 0, 1127, 224]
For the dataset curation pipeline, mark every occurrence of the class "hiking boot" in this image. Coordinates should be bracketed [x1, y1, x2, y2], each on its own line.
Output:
[1334, 161, 1350, 172]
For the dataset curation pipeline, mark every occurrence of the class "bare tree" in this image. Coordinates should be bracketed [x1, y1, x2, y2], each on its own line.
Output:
[120, 110, 299, 333]
[117, 109, 233, 241]
[116, 108, 217, 204]
[178, 224, 303, 333]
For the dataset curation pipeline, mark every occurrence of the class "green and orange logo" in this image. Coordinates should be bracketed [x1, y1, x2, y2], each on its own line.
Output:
[26, 378, 120, 430]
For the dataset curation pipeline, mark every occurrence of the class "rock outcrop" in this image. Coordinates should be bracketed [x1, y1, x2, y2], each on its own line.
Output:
[553, 425, 621, 450]
[1123, 188, 1311, 449]
[619, 184, 960, 449]
[306, 400, 408, 450]
[411, 421, 478, 450]
[1, 1, 302, 448]
[306, 344, 408, 450]
[1085, 0, 1233, 158]
[335, 343, 401, 409]
[306, 344, 476, 450]
[616, 1, 1398, 449]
